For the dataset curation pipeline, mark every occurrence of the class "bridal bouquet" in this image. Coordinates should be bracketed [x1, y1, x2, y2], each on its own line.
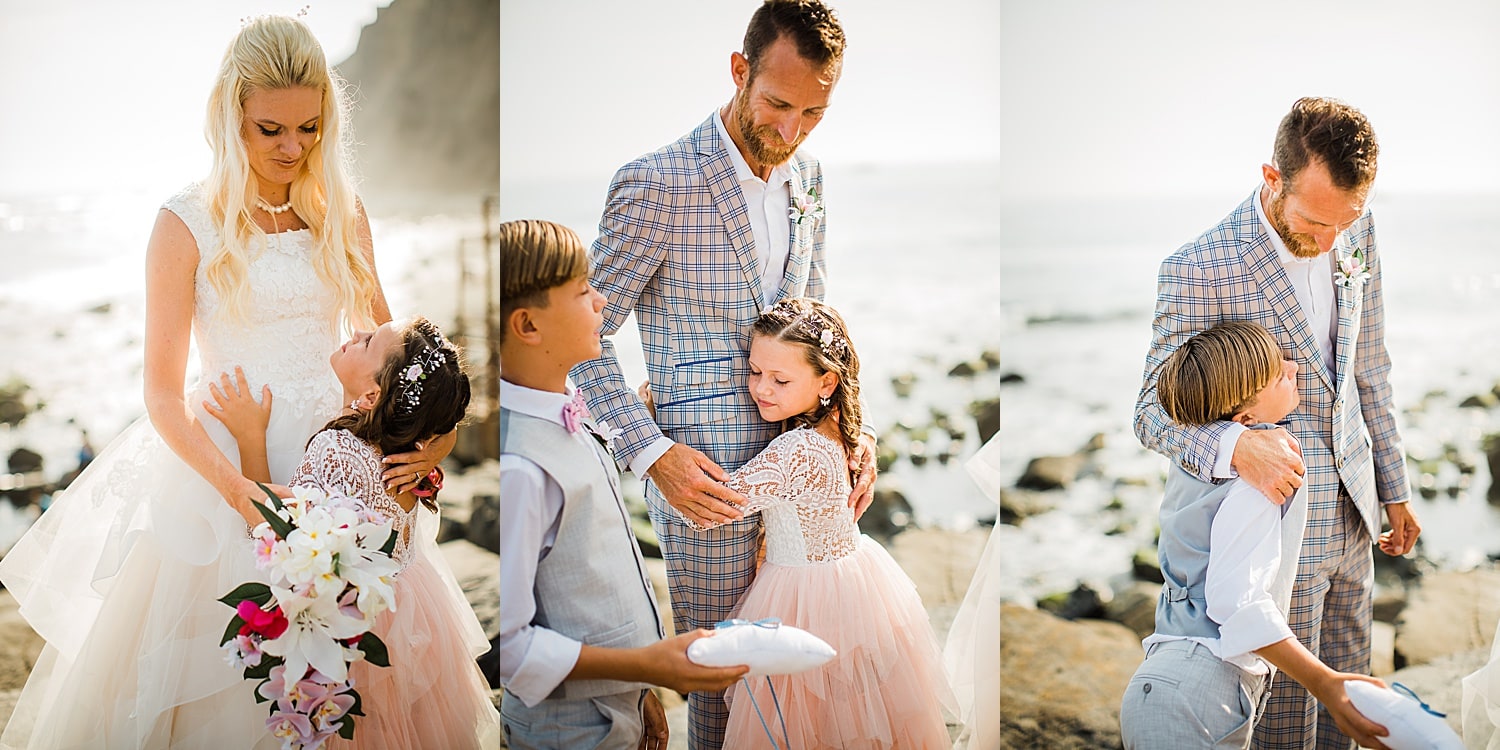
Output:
[220, 484, 401, 749]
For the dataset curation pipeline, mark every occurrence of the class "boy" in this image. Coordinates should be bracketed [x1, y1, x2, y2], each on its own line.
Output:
[499, 219, 747, 749]
[1119, 321, 1388, 749]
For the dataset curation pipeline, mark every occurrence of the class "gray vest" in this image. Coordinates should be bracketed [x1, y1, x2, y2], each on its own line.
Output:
[500, 406, 665, 700]
[1154, 466, 1236, 640]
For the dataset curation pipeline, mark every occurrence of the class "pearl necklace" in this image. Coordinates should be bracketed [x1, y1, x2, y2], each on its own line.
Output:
[256, 197, 293, 215]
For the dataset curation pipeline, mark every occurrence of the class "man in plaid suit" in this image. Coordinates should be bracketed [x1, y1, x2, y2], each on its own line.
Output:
[1133, 97, 1421, 749]
[571, 3, 876, 747]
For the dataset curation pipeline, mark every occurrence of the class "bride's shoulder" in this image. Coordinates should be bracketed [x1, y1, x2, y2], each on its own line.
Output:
[158, 182, 213, 247]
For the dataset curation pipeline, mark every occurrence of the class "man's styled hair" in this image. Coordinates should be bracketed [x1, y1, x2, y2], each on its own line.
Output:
[743, 0, 846, 79]
[1273, 97, 1379, 193]
[499, 219, 589, 344]
[1157, 321, 1283, 426]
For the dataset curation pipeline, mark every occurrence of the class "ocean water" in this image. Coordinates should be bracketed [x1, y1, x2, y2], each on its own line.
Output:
[998, 190, 1500, 601]
[500, 161, 1004, 527]
[0, 185, 486, 542]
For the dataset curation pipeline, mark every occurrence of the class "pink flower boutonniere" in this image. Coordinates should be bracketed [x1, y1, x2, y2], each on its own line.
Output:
[1334, 246, 1372, 289]
[788, 187, 825, 226]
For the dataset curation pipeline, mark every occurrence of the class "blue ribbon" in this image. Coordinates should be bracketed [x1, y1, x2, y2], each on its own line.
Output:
[716, 618, 792, 748]
[1391, 681, 1446, 718]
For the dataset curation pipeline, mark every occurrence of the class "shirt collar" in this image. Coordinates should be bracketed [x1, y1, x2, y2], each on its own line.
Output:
[500, 378, 575, 427]
[714, 108, 796, 189]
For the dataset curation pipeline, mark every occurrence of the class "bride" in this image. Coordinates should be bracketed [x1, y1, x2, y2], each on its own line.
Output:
[0, 15, 450, 749]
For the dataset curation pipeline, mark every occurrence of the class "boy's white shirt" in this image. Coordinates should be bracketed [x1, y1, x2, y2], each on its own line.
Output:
[499, 378, 618, 707]
[1141, 479, 1306, 674]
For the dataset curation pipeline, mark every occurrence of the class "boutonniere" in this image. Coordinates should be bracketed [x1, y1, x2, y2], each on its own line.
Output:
[584, 418, 624, 452]
[1334, 246, 1372, 289]
[788, 187, 825, 226]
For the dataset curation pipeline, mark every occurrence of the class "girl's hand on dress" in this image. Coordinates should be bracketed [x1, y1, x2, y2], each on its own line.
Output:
[382, 429, 455, 494]
[203, 366, 272, 441]
[639, 690, 668, 750]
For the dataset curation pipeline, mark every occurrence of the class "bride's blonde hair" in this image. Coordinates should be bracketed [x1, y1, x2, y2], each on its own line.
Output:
[202, 15, 377, 329]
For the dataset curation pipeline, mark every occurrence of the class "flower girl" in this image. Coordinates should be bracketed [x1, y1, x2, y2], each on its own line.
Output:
[675, 297, 956, 749]
[207, 316, 500, 748]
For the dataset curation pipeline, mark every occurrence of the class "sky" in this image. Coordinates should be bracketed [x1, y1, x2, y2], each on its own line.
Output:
[1001, 0, 1500, 200]
[0, 0, 393, 195]
[499, 0, 1003, 185]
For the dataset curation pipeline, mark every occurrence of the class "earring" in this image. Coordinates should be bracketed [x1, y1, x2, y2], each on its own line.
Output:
[819, 395, 830, 407]
[350, 399, 362, 411]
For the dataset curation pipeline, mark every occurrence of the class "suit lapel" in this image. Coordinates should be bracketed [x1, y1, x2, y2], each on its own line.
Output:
[1332, 245, 1363, 393]
[696, 116, 763, 302]
[777, 159, 811, 301]
[1238, 203, 1336, 394]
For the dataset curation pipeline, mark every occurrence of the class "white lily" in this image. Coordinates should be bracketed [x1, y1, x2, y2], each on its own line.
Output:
[260, 583, 370, 684]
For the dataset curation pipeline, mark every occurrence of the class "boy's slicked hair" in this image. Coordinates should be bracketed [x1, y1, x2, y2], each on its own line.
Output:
[500, 220, 590, 344]
[1157, 321, 1282, 426]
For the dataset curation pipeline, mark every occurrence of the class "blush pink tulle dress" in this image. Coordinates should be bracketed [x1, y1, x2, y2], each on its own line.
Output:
[693, 427, 957, 749]
[288, 429, 500, 749]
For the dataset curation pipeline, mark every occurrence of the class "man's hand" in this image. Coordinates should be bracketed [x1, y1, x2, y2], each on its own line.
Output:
[639, 690, 668, 750]
[846, 432, 877, 520]
[1231, 427, 1304, 505]
[1379, 502, 1421, 556]
[1309, 673, 1390, 750]
[647, 444, 747, 527]
[637, 630, 749, 693]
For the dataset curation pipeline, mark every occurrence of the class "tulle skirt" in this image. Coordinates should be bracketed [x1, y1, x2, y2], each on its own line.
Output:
[0, 386, 335, 750]
[1464, 616, 1500, 749]
[723, 536, 957, 750]
[327, 539, 501, 749]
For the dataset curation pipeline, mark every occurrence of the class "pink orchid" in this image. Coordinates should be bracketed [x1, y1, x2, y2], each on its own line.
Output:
[233, 634, 264, 668]
[308, 687, 357, 734]
[266, 709, 317, 750]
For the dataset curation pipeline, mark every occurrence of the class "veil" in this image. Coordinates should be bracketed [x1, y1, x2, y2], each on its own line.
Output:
[943, 434, 1001, 749]
[1463, 619, 1500, 749]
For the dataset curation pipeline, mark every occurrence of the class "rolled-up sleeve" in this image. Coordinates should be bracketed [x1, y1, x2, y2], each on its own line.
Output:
[1204, 482, 1295, 661]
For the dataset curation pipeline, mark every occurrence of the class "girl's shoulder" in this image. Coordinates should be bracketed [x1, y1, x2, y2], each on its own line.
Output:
[307, 428, 381, 462]
[765, 426, 845, 459]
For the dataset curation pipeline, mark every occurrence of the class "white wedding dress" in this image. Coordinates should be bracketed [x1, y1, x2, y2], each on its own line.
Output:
[0, 183, 343, 749]
[1464, 620, 1500, 748]
[943, 435, 1000, 749]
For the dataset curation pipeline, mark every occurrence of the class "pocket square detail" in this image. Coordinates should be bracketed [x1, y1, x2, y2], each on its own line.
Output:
[687, 618, 836, 677]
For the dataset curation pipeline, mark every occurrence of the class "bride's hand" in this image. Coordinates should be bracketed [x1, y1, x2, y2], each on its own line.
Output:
[226, 477, 276, 529]
[203, 366, 273, 441]
[382, 430, 456, 494]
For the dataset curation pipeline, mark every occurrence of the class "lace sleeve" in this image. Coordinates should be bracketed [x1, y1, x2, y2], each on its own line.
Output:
[288, 430, 386, 503]
[678, 431, 806, 531]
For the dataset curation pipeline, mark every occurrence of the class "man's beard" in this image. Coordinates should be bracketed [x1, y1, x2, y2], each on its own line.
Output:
[732, 87, 802, 167]
[1266, 190, 1323, 258]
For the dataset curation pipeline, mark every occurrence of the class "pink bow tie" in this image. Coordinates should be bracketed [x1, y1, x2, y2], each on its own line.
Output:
[562, 391, 591, 434]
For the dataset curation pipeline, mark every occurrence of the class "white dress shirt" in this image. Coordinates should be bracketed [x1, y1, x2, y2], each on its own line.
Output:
[628, 111, 796, 480]
[499, 378, 623, 707]
[1212, 188, 1338, 477]
[1141, 479, 1300, 674]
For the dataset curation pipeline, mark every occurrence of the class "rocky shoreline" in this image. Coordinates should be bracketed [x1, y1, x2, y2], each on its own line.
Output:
[999, 376, 1500, 746]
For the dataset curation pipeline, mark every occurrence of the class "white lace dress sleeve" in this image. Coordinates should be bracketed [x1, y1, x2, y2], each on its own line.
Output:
[676, 432, 800, 531]
[289, 429, 417, 567]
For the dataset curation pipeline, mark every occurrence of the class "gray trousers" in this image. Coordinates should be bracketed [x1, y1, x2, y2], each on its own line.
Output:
[500, 688, 645, 750]
[1120, 640, 1273, 749]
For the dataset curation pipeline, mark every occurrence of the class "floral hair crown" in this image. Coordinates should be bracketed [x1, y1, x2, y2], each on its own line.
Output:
[795, 309, 847, 359]
[395, 329, 449, 414]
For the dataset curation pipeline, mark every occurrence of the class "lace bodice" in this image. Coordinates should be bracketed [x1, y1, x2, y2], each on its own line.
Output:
[162, 184, 342, 420]
[288, 429, 419, 567]
[690, 427, 858, 566]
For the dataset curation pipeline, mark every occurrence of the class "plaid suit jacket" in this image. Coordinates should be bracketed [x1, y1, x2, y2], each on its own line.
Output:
[1132, 190, 1409, 544]
[572, 113, 828, 474]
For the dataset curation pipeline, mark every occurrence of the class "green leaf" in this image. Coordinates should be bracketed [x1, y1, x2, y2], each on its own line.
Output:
[253, 495, 295, 540]
[378, 529, 398, 557]
[359, 631, 390, 668]
[347, 687, 365, 717]
[220, 615, 246, 647]
[256, 481, 286, 511]
[338, 717, 356, 740]
[217, 582, 273, 609]
[253, 678, 272, 704]
[244, 655, 279, 681]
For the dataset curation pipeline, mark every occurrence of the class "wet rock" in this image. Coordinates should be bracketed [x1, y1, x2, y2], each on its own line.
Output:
[969, 397, 1000, 443]
[1132, 548, 1163, 583]
[947, 360, 980, 378]
[999, 488, 1055, 525]
[1104, 581, 1162, 640]
[1001, 604, 1140, 750]
[1083, 433, 1106, 452]
[1461, 392, 1499, 409]
[1016, 454, 1086, 491]
[859, 487, 913, 539]
[1372, 582, 1407, 624]
[980, 349, 1000, 370]
[999, 371, 1025, 384]
[1038, 583, 1106, 620]
[87, 302, 112, 315]
[0, 382, 33, 428]
[890, 372, 916, 398]
[1487, 434, 1500, 501]
[1393, 568, 1500, 668]
[6, 448, 41, 475]
[464, 493, 499, 554]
